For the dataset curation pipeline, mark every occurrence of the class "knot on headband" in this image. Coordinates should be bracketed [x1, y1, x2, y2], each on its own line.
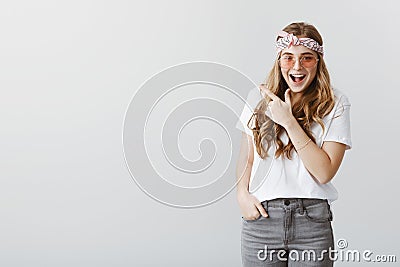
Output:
[276, 31, 324, 55]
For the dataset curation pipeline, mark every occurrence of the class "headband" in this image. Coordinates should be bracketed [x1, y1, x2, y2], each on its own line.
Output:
[276, 31, 324, 55]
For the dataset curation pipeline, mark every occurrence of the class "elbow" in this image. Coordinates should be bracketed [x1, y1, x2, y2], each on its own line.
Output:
[315, 171, 336, 184]
[317, 177, 333, 184]
[236, 158, 254, 178]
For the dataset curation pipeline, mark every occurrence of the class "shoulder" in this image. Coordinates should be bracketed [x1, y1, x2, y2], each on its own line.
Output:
[248, 86, 263, 100]
[245, 87, 264, 108]
[332, 88, 351, 107]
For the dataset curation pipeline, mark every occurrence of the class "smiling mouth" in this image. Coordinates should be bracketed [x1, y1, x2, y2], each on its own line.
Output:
[290, 74, 306, 83]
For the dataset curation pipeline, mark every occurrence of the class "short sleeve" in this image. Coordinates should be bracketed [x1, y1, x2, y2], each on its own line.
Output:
[235, 87, 263, 136]
[322, 92, 352, 150]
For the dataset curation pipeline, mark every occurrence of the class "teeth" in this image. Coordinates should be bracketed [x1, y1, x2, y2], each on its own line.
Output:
[291, 74, 305, 77]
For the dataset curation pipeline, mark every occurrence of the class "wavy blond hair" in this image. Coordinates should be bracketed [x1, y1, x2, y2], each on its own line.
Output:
[248, 22, 335, 159]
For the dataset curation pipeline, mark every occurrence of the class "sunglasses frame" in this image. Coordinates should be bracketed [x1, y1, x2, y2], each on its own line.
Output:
[278, 55, 319, 69]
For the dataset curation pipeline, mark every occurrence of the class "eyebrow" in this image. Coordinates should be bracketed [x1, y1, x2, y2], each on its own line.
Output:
[281, 52, 316, 56]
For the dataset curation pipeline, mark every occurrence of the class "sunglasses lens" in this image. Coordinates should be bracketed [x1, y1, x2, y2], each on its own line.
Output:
[280, 57, 293, 68]
[279, 56, 318, 68]
[301, 56, 318, 68]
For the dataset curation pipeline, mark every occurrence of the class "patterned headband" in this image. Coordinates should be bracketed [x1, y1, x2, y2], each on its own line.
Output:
[276, 31, 324, 55]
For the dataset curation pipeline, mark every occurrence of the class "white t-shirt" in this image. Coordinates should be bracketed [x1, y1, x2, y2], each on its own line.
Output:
[235, 87, 352, 203]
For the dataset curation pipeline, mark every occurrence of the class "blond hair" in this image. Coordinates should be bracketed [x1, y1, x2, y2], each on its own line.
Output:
[248, 22, 334, 159]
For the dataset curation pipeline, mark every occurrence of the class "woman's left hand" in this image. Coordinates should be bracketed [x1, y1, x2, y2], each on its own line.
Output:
[260, 85, 295, 128]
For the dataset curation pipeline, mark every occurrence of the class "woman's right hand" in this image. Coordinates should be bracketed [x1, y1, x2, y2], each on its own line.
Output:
[237, 190, 269, 220]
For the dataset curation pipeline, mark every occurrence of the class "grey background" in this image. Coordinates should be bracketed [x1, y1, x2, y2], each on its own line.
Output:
[1, 0, 399, 266]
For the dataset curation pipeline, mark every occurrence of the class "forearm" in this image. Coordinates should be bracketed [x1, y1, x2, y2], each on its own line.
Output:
[236, 157, 268, 218]
[262, 87, 345, 183]
[236, 159, 253, 195]
[284, 118, 335, 183]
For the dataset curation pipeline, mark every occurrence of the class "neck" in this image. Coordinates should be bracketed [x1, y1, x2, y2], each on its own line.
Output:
[290, 91, 303, 106]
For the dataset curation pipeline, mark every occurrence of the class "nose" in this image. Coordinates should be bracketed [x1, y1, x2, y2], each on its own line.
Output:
[293, 58, 302, 70]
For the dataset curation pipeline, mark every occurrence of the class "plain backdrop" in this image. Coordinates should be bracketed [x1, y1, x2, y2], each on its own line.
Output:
[1, 0, 399, 266]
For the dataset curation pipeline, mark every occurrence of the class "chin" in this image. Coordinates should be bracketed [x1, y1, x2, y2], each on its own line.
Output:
[288, 85, 307, 93]
[288, 79, 312, 94]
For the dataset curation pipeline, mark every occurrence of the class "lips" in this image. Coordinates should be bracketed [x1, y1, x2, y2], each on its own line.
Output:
[289, 74, 306, 83]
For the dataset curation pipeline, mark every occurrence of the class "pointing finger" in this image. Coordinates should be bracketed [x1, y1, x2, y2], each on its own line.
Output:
[284, 89, 292, 106]
[261, 87, 280, 102]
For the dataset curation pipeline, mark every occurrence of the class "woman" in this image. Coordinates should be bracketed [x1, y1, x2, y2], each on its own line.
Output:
[236, 22, 352, 266]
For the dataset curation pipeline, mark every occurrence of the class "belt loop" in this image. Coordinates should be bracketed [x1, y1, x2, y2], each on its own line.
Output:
[299, 199, 304, 215]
